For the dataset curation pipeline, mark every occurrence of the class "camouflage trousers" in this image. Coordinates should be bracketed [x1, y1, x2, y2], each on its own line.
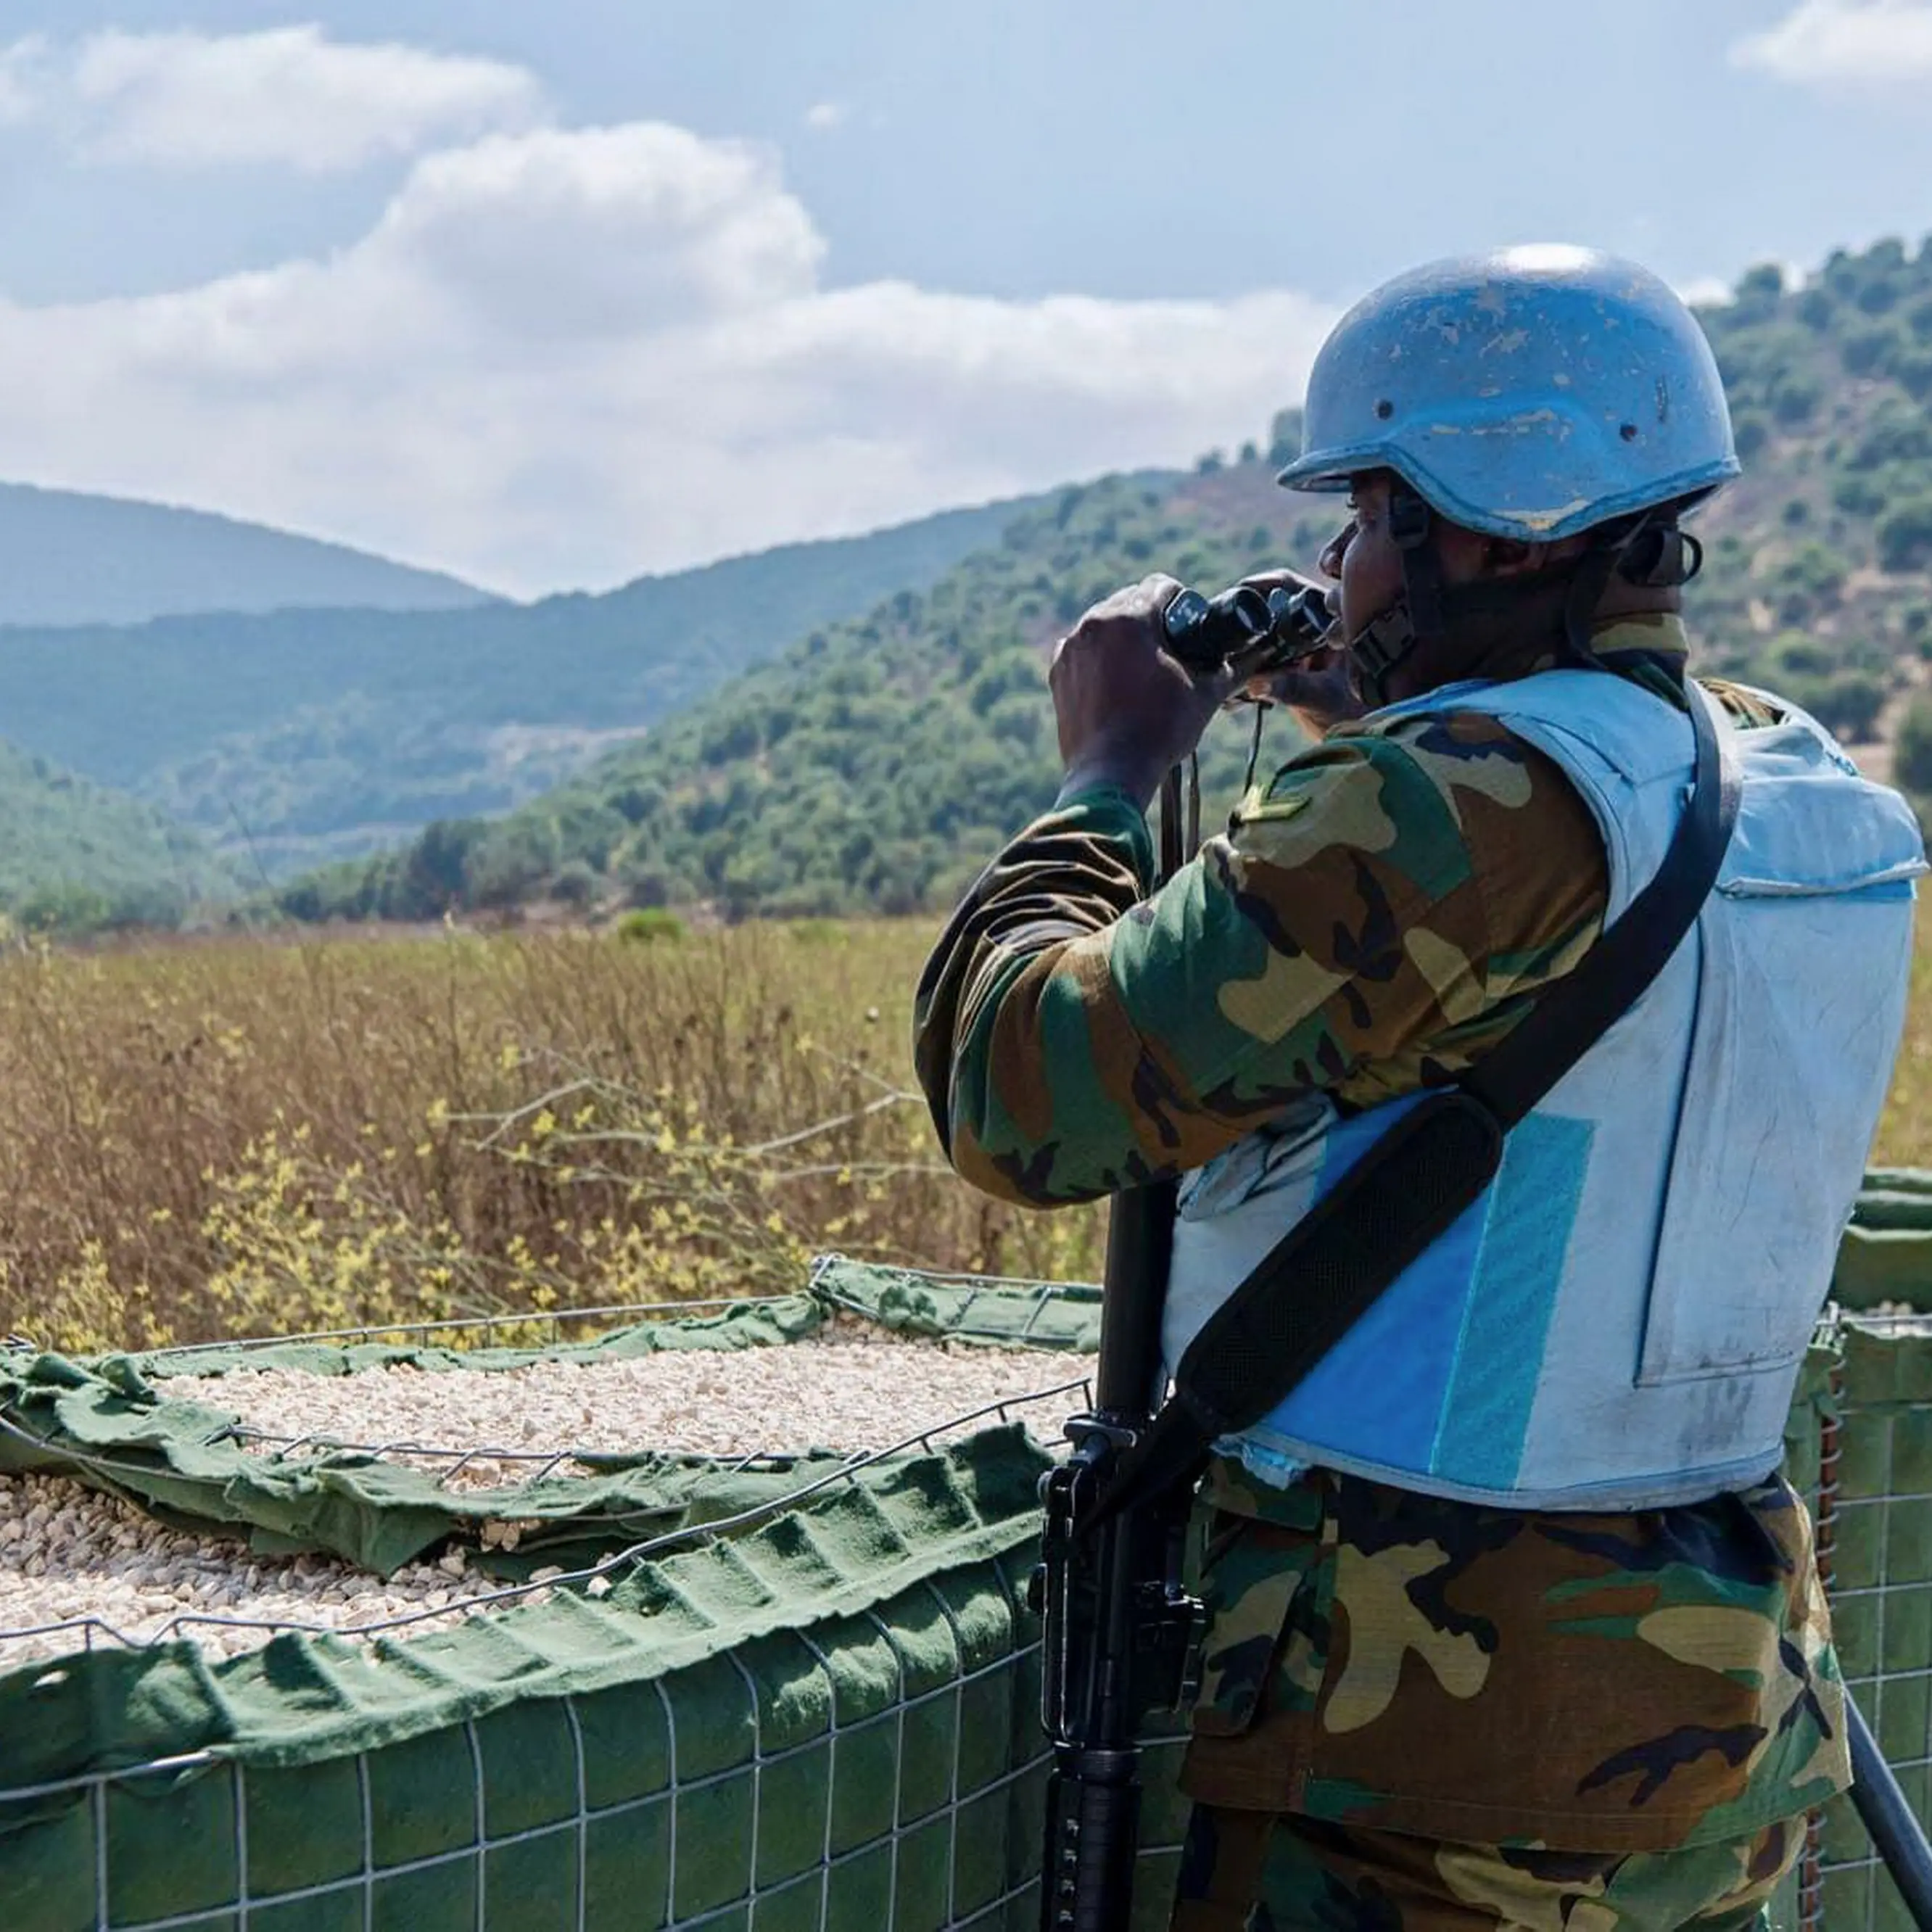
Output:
[1169, 1805, 1801, 1931]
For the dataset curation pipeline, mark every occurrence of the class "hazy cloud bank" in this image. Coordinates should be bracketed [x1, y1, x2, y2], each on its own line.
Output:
[0, 25, 544, 172]
[0, 30, 1335, 594]
[1733, 0, 1932, 88]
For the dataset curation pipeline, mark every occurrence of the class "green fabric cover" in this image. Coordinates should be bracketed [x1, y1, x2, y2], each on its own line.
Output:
[4, 1188, 1931, 1931]
[128, 1292, 824, 1382]
[0, 1345, 891, 1579]
[1838, 1170, 1932, 1310]
[0, 1263, 1099, 1580]
[0, 1429, 1159, 1931]
[811, 1257, 1104, 1353]
[0, 1427, 1049, 1783]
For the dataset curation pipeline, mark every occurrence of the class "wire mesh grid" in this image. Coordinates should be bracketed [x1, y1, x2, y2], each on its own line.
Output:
[0, 1556, 1185, 1931]
[111, 1252, 1102, 1367]
[0, 1363, 1091, 1661]
[130, 1295, 793, 1361]
[1800, 1342, 1932, 1932]
[16, 1284, 1931, 1928]
[0, 1284, 1163, 1928]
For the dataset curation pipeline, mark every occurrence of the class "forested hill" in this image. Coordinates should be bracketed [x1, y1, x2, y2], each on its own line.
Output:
[284, 237, 1932, 925]
[279, 468, 1343, 920]
[0, 492, 1047, 877]
[1680, 241, 1932, 740]
[0, 742, 234, 930]
[0, 482, 490, 626]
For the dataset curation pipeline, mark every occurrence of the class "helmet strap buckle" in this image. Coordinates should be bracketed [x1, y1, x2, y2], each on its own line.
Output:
[1350, 605, 1419, 710]
[1390, 487, 1447, 642]
[1390, 490, 1432, 549]
[1345, 484, 1447, 706]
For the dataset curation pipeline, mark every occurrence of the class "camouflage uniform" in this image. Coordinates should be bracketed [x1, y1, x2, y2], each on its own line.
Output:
[1169, 1807, 1799, 1931]
[913, 617, 1852, 1925]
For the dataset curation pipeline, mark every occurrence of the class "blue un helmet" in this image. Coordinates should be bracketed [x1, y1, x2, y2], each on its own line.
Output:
[1279, 244, 1738, 702]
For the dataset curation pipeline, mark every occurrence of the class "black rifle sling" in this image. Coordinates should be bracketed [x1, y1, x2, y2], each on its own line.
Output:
[1089, 680, 1741, 1531]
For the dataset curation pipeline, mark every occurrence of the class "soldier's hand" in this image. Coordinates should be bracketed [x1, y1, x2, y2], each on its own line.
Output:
[1049, 574, 1234, 809]
[1235, 566, 1364, 737]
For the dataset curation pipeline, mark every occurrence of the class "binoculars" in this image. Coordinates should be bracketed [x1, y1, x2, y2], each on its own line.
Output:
[1161, 579, 1335, 681]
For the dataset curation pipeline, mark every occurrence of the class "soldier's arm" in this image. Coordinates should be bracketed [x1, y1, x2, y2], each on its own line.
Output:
[913, 714, 1608, 1208]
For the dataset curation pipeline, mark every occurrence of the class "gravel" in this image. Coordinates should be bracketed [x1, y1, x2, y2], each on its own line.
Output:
[0, 1473, 529, 1667]
[207, 1326, 1094, 1475]
[0, 1331, 1095, 1670]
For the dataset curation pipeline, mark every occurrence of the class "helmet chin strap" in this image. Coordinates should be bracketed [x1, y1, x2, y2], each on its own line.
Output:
[1556, 506, 1684, 666]
[1347, 493, 1692, 709]
[1347, 486, 1444, 711]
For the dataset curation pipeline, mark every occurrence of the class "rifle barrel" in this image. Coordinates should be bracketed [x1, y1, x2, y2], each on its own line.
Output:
[1036, 768, 1192, 1932]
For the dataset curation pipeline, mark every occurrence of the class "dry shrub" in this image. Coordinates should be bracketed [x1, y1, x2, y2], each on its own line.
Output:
[0, 921, 1105, 1351]
[1874, 919, 1932, 1173]
[22, 901, 1929, 1357]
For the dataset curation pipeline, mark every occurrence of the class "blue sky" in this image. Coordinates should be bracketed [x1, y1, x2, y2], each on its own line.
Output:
[0, 1, 1925, 593]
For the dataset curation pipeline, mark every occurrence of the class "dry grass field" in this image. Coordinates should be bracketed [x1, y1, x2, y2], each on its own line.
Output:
[1, 907, 1928, 1356]
[1870, 910, 1932, 1168]
[0, 918, 1107, 1353]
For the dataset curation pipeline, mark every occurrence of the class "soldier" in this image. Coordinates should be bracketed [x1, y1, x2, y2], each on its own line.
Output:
[914, 247, 1926, 1929]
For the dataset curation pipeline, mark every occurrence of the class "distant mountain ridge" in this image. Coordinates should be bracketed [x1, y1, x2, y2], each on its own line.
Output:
[0, 482, 491, 627]
[0, 491, 1059, 875]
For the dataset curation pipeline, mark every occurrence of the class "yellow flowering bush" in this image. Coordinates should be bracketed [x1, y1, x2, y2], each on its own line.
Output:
[0, 921, 1109, 1351]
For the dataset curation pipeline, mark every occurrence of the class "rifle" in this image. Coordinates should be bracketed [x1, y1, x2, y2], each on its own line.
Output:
[1030, 767, 1203, 1932]
[1028, 588, 1329, 1931]
[1025, 587, 1350, 1931]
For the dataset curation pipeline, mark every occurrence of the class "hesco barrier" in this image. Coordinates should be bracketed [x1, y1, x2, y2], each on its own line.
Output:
[1796, 1171, 1932, 1932]
[0, 1210, 1926, 1931]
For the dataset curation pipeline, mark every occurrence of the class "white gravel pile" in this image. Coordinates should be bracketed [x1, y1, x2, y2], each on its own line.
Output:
[0, 1473, 530, 1667]
[197, 1327, 1095, 1479]
[0, 1330, 1094, 1669]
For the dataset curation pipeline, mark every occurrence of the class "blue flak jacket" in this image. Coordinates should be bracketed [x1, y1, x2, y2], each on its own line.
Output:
[1163, 672, 1926, 1511]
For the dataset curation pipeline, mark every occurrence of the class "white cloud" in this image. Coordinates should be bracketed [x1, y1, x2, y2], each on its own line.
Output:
[1731, 0, 1932, 86]
[1675, 274, 1735, 309]
[2, 25, 544, 171]
[0, 37, 47, 125]
[364, 125, 825, 340]
[804, 101, 847, 131]
[0, 119, 1335, 595]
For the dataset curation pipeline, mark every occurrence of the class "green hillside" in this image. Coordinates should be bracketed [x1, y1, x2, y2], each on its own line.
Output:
[0, 482, 489, 626]
[0, 493, 1049, 876]
[278, 465, 1335, 920]
[280, 236, 1932, 925]
[1677, 240, 1932, 747]
[0, 742, 234, 930]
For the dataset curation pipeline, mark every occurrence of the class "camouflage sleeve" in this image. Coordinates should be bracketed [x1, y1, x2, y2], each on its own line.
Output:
[912, 714, 1609, 1208]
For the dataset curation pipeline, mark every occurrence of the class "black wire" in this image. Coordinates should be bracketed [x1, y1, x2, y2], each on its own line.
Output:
[1242, 699, 1271, 799]
[1159, 768, 1184, 878]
